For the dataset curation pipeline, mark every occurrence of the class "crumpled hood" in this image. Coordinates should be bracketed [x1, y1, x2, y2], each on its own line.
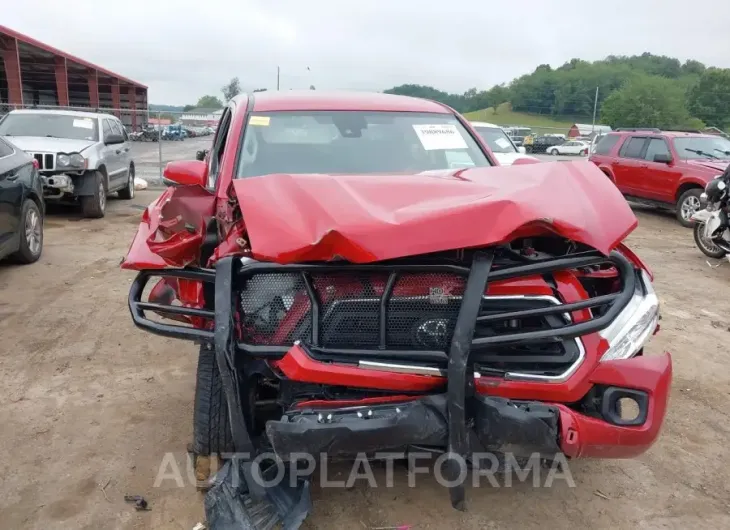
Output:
[3, 136, 96, 154]
[232, 160, 638, 264]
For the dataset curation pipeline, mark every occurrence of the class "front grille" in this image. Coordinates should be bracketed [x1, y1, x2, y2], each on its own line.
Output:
[128, 249, 637, 380]
[31, 153, 55, 171]
[238, 271, 581, 376]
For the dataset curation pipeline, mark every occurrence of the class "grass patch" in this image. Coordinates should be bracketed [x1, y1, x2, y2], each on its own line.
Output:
[464, 103, 582, 135]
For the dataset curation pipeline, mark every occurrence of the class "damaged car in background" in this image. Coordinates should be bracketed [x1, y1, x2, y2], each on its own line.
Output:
[122, 91, 671, 529]
[0, 109, 136, 218]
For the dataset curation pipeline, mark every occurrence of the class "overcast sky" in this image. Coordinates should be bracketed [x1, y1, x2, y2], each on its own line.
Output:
[5, 0, 730, 105]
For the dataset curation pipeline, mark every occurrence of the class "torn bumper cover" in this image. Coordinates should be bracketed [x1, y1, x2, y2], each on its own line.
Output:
[266, 394, 560, 459]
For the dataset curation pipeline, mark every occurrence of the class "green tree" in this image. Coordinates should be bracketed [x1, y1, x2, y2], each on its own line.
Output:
[600, 75, 695, 129]
[681, 59, 706, 77]
[183, 104, 196, 112]
[687, 68, 730, 129]
[484, 85, 511, 108]
[381, 52, 712, 120]
[195, 95, 223, 109]
[384, 84, 467, 112]
[221, 77, 242, 101]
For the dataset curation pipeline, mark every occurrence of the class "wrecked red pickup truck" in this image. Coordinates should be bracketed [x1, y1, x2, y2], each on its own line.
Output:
[122, 91, 671, 527]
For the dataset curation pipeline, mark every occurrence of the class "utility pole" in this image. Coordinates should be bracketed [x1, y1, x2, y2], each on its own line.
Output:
[591, 86, 599, 134]
[277, 66, 280, 90]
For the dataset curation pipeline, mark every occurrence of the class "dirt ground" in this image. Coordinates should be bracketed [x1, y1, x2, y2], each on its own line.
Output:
[1, 191, 729, 530]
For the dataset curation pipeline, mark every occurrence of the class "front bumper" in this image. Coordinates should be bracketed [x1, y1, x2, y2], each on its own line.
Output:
[128, 251, 670, 510]
[41, 173, 75, 197]
[267, 393, 561, 459]
[269, 343, 672, 460]
[556, 351, 672, 459]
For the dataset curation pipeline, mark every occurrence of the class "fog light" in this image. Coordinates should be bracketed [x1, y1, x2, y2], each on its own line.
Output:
[600, 387, 648, 426]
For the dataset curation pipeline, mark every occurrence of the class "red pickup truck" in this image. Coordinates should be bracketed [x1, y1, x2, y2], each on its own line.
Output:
[589, 129, 730, 226]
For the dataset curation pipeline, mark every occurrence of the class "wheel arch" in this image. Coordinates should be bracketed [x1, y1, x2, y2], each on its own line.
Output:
[96, 164, 109, 190]
[675, 180, 705, 202]
[598, 167, 616, 183]
[25, 188, 44, 215]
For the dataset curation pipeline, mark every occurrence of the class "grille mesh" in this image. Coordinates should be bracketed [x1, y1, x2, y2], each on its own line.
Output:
[312, 272, 389, 349]
[386, 274, 464, 350]
[236, 271, 578, 374]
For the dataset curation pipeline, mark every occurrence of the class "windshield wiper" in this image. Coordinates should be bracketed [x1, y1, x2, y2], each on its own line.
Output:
[685, 148, 719, 159]
[45, 134, 58, 138]
[714, 149, 730, 157]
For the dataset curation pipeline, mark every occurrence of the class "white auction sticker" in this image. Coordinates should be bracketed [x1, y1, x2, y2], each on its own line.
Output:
[494, 138, 511, 149]
[412, 124, 468, 151]
[73, 118, 94, 129]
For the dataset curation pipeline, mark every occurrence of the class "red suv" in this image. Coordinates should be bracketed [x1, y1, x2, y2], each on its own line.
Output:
[589, 129, 730, 226]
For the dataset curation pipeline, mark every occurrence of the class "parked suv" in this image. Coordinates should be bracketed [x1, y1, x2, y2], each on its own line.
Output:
[589, 128, 730, 226]
[0, 109, 136, 218]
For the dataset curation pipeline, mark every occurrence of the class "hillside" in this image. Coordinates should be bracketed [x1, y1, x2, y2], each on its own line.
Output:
[385, 53, 730, 131]
[149, 104, 185, 112]
[463, 103, 577, 134]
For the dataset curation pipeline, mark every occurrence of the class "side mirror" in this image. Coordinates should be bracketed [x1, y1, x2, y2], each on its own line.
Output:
[105, 133, 124, 145]
[162, 160, 208, 187]
[517, 146, 526, 154]
[195, 149, 209, 161]
[653, 153, 672, 164]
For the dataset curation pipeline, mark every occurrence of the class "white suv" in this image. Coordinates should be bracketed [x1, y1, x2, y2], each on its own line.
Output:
[470, 121, 539, 165]
[0, 109, 136, 218]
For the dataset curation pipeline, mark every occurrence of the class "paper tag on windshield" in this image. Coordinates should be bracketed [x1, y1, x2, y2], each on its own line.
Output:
[495, 138, 511, 149]
[412, 124, 468, 150]
[249, 116, 270, 126]
[73, 118, 94, 129]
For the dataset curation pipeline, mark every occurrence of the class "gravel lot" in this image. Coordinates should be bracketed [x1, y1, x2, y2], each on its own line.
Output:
[1, 191, 729, 529]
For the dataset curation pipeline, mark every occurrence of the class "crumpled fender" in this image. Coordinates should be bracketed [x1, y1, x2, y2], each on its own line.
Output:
[232, 161, 638, 264]
[121, 185, 216, 270]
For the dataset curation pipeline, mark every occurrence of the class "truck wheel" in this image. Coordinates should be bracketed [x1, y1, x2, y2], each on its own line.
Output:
[11, 199, 43, 264]
[676, 188, 703, 228]
[80, 171, 106, 218]
[193, 344, 234, 457]
[117, 165, 135, 200]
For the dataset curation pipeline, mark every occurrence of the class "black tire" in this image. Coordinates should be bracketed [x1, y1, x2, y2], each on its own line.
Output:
[80, 171, 107, 218]
[117, 165, 135, 200]
[11, 199, 43, 264]
[550, 148, 558, 156]
[193, 344, 234, 456]
[693, 222, 726, 258]
[676, 188, 703, 228]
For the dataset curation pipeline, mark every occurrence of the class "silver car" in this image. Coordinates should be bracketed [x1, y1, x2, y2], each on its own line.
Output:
[0, 109, 135, 218]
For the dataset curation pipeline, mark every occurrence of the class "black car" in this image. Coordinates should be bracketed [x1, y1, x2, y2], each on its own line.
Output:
[0, 137, 44, 263]
[525, 135, 564, 154]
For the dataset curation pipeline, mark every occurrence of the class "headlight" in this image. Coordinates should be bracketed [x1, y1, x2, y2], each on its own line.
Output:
[69, 153, 85, 167]
[56, 153, 86, 169]
[599, 270, 659, 362]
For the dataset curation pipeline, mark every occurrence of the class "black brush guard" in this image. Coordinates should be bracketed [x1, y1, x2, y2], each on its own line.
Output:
[128, 250, 637, 512]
